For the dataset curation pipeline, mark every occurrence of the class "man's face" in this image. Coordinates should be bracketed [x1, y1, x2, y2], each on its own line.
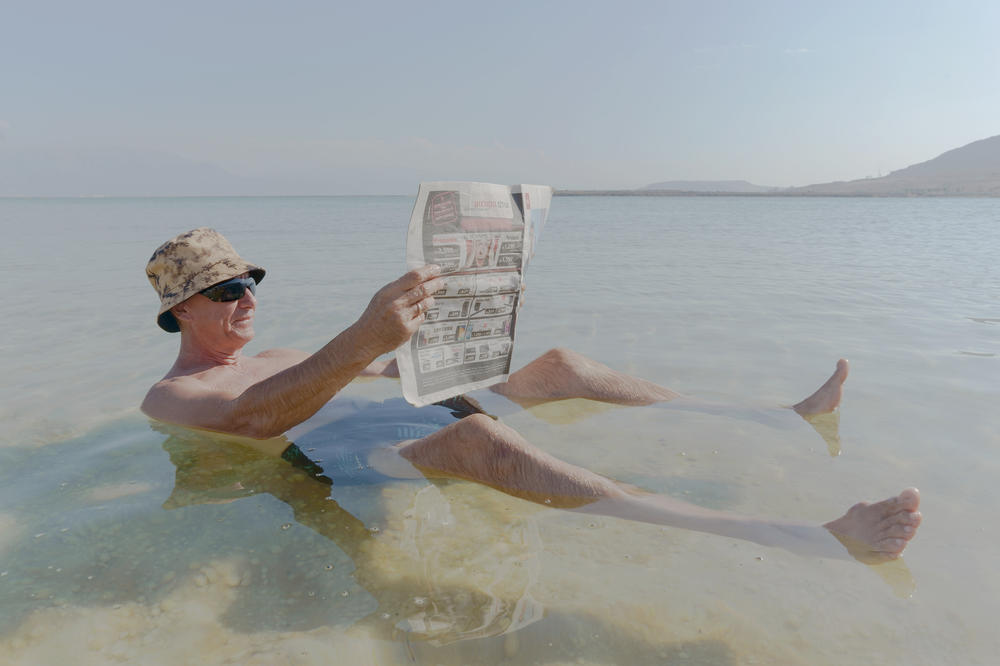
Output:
[175, 273, 257, 347]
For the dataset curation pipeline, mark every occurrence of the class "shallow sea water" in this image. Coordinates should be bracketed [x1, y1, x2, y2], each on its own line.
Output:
[1, 195, 998, 664]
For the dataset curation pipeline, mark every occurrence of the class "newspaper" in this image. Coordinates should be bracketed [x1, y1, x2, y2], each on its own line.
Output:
[396, 182, 552, 407]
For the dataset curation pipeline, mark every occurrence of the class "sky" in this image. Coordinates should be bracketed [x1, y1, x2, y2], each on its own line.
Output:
[1, 0, 999, 194]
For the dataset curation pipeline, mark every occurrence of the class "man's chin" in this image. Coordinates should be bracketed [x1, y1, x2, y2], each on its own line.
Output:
[230, 322, 255, 340]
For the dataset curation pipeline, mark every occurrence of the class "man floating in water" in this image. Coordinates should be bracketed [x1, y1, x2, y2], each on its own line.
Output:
[141, 228, 921, 563]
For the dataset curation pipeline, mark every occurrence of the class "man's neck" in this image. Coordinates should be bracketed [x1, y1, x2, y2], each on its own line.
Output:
[171, 335, 246, 375]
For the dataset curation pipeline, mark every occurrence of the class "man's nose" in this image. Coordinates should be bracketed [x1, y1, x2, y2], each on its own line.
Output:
[239, 287, 257, 306]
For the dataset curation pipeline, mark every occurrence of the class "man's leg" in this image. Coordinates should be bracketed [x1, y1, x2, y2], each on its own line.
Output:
[372, 414, 921, 562]
[490, 348, 681, 406]
[384, 348, 845, 417]
[490, 348, 848, 420]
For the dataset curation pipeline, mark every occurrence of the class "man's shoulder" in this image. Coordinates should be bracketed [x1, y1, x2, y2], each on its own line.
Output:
[142, 373, 213, 411]
[147, 373, 205, 392]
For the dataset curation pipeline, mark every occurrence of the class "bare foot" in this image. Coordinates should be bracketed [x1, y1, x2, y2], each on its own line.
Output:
[823, 488, 922, 563]
[793, 359, 849, 416]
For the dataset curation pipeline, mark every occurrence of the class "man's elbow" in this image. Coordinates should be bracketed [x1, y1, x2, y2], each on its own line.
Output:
[229, 410, 287, 440]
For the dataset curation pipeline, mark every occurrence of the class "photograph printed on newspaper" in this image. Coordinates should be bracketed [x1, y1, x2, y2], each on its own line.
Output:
[397, 182, 552, 407]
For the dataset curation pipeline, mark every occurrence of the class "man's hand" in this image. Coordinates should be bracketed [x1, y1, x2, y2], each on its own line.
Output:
[354, 265, 443, 358]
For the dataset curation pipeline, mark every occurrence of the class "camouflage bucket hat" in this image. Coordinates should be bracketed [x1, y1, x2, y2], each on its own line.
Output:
[146, 227, 265, 332]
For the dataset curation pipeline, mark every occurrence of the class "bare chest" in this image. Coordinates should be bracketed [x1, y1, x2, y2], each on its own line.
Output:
[190, 354, 296, 396]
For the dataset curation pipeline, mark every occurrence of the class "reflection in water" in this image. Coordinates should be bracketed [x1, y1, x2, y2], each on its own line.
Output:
[158, 422, 546, 646]
[801, 411, 842, 457]
[158, 422, 752, 662]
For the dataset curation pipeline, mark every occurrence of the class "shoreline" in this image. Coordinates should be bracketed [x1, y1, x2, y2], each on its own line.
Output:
[553, 189, 1000, 198]
[2, 191, 998, 200]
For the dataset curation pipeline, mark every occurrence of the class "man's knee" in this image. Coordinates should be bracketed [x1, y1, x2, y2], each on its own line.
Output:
[452, 412, 502, 439]
[451, 414, 532, 480]
[522, 348, 589, 382]
[535, 347, 596, 385]
[494, 347, 592, 399]
[440, 413, 519, 458]
[399, 413, 502, 473]
[537, 347, 582, 368]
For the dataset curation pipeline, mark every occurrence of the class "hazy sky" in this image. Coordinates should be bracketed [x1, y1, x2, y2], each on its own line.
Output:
[2, 0, 999, 193]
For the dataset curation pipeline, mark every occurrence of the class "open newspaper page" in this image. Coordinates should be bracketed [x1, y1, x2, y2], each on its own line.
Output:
[513, 184, 552, 271]
[397, 182, 552, 407]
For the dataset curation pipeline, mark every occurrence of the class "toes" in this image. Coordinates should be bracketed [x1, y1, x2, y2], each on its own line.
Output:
[881, 510, 921, 529]
[879, 537, 908, 554]
[898, 487, 920, 511]
[872, 489, 921, 519]
[881, 522, 918, 539]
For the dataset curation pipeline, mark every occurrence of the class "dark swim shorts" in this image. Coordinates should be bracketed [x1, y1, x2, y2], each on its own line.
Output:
[281, 395, 489, 486]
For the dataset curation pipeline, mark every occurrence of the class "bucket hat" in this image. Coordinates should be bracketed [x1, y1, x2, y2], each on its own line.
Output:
[146, 227, 265, 332]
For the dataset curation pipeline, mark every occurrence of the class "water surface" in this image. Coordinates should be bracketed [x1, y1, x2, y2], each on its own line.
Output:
[1, 195, 998, 664]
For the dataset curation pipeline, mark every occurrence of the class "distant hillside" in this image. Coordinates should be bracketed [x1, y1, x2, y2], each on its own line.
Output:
[642, 179, 776, 193]
[792, 135, 1000, 196]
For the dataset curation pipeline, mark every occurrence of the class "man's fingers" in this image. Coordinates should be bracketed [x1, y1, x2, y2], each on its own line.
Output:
[396, 264, 441, 290]
[402, 277, 444, 306]
[358, 267, 444, 354]
[412, 296, 435, 318]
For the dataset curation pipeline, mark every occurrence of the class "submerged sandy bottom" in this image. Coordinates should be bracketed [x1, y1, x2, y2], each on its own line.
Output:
[2, 391, 998, 666]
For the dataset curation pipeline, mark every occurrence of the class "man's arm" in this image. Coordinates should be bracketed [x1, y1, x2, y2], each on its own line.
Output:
[142, 266, 440, 438]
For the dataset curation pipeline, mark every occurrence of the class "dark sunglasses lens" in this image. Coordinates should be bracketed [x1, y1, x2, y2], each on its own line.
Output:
[203, 278, 255, 302]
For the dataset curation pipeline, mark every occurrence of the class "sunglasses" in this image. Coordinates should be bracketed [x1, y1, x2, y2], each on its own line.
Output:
[199, 276, 257, 302]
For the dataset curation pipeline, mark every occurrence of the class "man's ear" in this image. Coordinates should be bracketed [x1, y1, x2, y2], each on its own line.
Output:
[171, 303, 193, 324]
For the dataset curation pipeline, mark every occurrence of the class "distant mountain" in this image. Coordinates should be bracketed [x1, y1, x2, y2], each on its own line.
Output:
[791, 135, 1000, 196]
[642, 179, 776, 193]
